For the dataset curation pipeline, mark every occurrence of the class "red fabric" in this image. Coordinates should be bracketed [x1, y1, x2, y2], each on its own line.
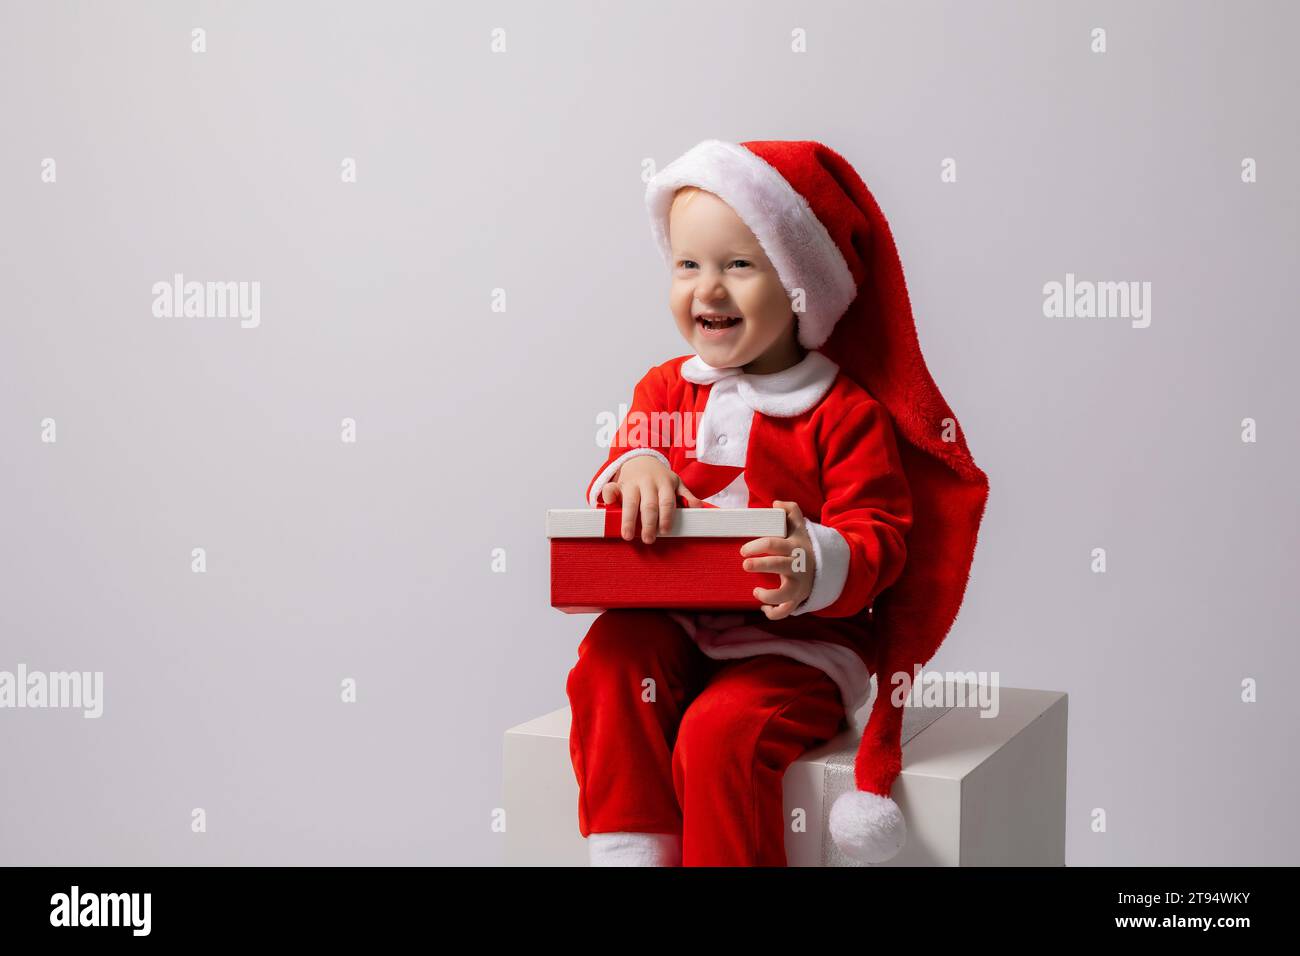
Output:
[550, 535, 781, 612]
[566, 609, 845, 866]
[738, 141, 991, 796]
[584, 356, 914, 620]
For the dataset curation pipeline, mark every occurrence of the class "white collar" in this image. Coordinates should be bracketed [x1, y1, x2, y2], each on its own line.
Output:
[679, 350, 839, 417]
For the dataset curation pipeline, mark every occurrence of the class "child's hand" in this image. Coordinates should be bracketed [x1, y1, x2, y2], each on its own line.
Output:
[739, 500, 817, 620]
[599, 455, 703, 543]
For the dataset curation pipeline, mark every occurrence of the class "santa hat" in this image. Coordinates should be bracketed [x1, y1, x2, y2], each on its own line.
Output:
[645, 140, 990, 863]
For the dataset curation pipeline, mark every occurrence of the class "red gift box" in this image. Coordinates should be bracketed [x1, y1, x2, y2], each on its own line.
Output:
[547, 504, 787, 613]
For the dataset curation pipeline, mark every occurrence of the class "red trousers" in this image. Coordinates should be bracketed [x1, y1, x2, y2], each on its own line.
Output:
[565, 609, 847, 866]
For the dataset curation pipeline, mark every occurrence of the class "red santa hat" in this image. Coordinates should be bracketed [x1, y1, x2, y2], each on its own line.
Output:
[645, 139, 990, 863]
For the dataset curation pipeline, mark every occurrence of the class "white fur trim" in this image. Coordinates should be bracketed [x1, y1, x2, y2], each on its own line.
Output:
[588, 831, 681, 867]
[829, 791, 907, 863]
[587, 448, 672, 507]
[791, 519, 850, 616]
[668, 612, 870, 715]
[646, 140, 858, 349]
[680, 350, 839, 419]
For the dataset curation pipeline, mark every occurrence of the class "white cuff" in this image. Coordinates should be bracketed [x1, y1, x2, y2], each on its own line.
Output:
[588, 831, 681, 866]
[791, 519, 850, 616]
[587, 448, 671, 507]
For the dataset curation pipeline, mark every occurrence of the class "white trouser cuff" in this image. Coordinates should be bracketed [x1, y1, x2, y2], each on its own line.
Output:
[588, 831, 682, 866]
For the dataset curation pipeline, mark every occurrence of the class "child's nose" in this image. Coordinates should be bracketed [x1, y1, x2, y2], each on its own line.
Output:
[696, 276, 728, 300]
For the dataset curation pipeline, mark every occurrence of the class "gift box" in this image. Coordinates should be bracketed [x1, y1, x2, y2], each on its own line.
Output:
[547, 506, 786, 613]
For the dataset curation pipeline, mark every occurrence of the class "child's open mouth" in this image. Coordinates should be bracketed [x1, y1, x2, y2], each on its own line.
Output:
[696, 313, 743, 335]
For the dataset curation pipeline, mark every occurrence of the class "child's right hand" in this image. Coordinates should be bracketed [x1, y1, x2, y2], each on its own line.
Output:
[599, 455, 703, 543]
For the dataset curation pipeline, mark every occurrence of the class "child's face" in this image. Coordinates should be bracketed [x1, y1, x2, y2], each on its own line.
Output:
[667, 189, 798, 371]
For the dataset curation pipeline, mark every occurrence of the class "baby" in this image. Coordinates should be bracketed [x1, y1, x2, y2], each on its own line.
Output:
[598, 184, 828, 616]
[565, 140, 919, 867]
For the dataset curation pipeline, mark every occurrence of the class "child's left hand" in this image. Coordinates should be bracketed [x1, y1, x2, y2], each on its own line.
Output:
[739, 500, 816, 620]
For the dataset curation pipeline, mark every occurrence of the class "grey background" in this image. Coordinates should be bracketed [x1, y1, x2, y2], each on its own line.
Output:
[1, 0, 1296, 865]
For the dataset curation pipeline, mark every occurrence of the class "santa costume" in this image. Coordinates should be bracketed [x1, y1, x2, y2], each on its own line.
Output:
[564, 139, 989, 866]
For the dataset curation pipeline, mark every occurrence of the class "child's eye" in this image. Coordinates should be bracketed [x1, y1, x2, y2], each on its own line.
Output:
[676, 260, 698, 270]
[728, 260, 752, 269]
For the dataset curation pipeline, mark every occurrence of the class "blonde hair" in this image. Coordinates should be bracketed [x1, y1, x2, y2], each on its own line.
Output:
[669, 185, 707, 214]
